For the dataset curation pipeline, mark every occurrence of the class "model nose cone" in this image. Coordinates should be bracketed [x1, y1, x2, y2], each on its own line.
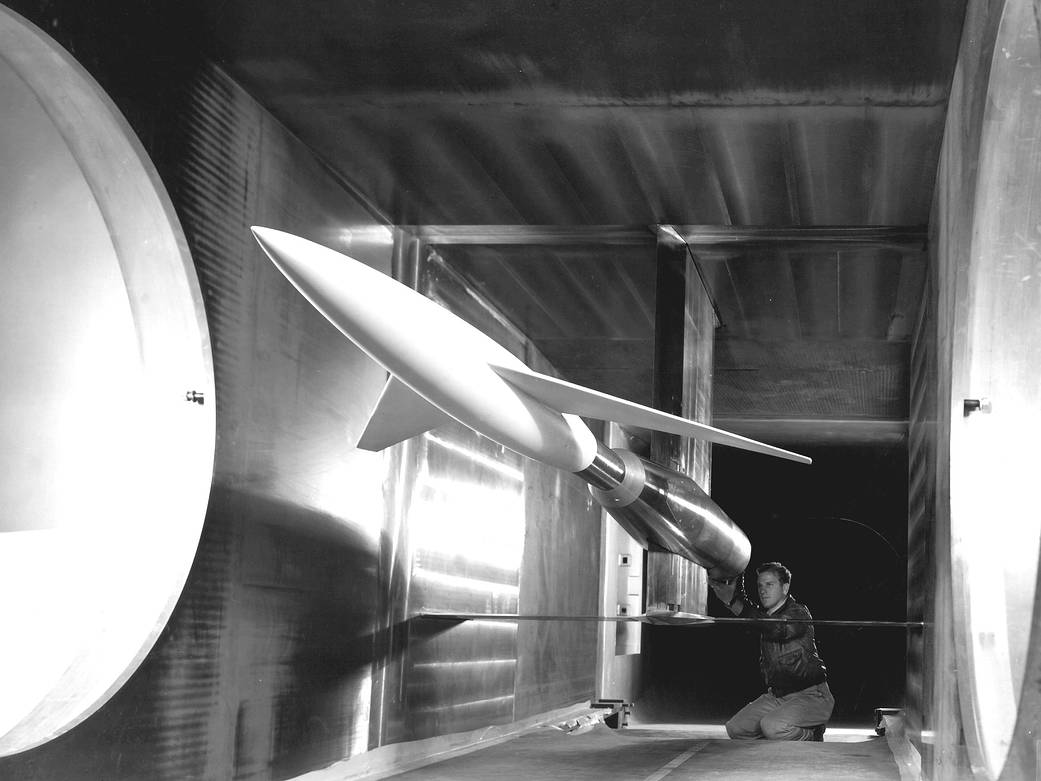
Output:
[252, 226, 306, 282]
[250, 226, 362, 329]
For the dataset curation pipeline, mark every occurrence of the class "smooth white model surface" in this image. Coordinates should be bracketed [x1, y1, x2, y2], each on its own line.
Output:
[253, 227, 599, 472]
[251, 227, 810, 469]
[491, 365, 810, 464]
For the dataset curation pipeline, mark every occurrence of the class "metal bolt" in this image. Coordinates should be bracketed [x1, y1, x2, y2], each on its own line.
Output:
[963, 397, 992, 416]
[185, 390, 205, 405]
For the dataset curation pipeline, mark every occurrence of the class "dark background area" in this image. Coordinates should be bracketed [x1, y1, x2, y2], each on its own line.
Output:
[640, 444, 908, 725]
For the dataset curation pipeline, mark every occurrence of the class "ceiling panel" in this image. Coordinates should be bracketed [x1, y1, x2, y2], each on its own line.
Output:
[194, 0, 964, 446]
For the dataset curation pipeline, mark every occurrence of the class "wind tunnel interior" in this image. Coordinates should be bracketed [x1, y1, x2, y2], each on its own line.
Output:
[3, 1, 1041, 781]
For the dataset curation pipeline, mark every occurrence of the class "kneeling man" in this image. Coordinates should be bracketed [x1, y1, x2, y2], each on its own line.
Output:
[710, 561, 834, 741]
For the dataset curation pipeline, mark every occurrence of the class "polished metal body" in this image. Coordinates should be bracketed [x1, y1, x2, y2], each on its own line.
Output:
[584, 451, 751, 580]
[575, 441, 627, 491]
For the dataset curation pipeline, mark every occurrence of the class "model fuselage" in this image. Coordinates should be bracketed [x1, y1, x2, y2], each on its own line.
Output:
[251, 227, 808, 579]
[253, 228, 598, 473]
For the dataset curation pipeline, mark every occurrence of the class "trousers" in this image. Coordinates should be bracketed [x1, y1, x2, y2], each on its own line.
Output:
[725, 682, 835, 740]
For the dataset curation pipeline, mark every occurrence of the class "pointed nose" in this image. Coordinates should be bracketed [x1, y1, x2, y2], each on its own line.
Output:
[250, 226, 356, 314]
[250, 225, 277, 252]
[249, 226, 417, 362]
[249, 226, 368, 338]
[251, 226, 307, 281]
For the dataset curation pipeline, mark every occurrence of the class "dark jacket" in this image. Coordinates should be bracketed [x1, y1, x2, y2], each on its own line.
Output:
[738, 596, 828, 696]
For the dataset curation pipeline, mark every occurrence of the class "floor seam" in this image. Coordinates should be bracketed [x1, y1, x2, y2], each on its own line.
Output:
[640, 741, 710, 781]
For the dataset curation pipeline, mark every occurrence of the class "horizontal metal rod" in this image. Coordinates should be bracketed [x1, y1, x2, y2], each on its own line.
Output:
[693, 616, 926, 628]
[670, 224, 928, 249]
[406, 225, 656, 246]
[417, 611, 926, 628]
[419, 612, 646, 622]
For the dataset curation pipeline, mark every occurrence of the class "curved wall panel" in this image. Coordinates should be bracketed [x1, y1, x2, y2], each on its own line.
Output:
[950, 1, 1041, 777]
[0, 7, 215, 755]
[912, 1, 1041, 779]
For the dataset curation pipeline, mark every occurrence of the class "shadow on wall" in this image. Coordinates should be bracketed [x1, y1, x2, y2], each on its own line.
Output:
[0, 486, 453, 781]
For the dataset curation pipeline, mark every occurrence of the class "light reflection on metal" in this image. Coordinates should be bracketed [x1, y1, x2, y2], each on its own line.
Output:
[412, 659, 517, 668]
[411, 476, 525, 571]
[408, 694, 515, 714]
[673, 224, 928, 249]
[947, 2, 1041, 778]
[412, 569, 520, 596]
[657, 224, 685, 244]
[409, 225, 655, 246]
[577, 441, 627, 491]
[412, 433, 526, 572]
[467, 620, 521, 632]
[401, 422, 523, 734]
[418, 611, 927, 628]
[423, 433, 525, 482]
[405, 225, 929, 250]
[582, 450, 750, 579]
[421, 476, 526, 496]
[333, 225, 395, 247]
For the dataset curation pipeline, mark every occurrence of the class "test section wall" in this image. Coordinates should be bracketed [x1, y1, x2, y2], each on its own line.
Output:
[907, 0, 1001, 775]
[907, 1, 1041, 779]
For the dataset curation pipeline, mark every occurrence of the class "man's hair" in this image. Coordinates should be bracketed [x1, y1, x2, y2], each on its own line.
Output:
[756, 561, 792, 585]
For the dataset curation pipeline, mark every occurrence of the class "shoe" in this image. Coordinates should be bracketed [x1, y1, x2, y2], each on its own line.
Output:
[810, 725, 826, 742]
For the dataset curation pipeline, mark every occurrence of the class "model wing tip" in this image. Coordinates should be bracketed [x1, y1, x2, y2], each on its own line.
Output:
[492, 363, 812, 465]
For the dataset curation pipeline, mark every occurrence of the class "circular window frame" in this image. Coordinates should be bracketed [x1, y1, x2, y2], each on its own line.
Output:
[0, 8, 215, 754]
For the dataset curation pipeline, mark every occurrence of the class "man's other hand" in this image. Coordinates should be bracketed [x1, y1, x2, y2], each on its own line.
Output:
[708, 577, 736, 605]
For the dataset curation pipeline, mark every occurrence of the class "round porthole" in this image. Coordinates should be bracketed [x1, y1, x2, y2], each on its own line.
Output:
[0, 8, 215, 754]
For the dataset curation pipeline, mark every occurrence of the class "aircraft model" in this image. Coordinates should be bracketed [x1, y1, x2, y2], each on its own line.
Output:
[251, 227, 811, 580]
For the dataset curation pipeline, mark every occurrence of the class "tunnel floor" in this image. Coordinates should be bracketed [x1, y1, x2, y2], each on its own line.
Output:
[384, 723, 903, 780]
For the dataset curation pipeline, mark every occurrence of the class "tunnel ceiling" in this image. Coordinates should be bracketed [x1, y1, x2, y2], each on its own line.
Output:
[203, 0, 965, 448]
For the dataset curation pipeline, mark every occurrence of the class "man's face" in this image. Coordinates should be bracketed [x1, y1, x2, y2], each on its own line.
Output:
[757, 571, 790, 611]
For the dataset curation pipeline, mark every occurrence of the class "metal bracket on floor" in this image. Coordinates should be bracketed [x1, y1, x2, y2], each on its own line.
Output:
[874, 706, 902, 735]
[592, 698, 633, 729]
